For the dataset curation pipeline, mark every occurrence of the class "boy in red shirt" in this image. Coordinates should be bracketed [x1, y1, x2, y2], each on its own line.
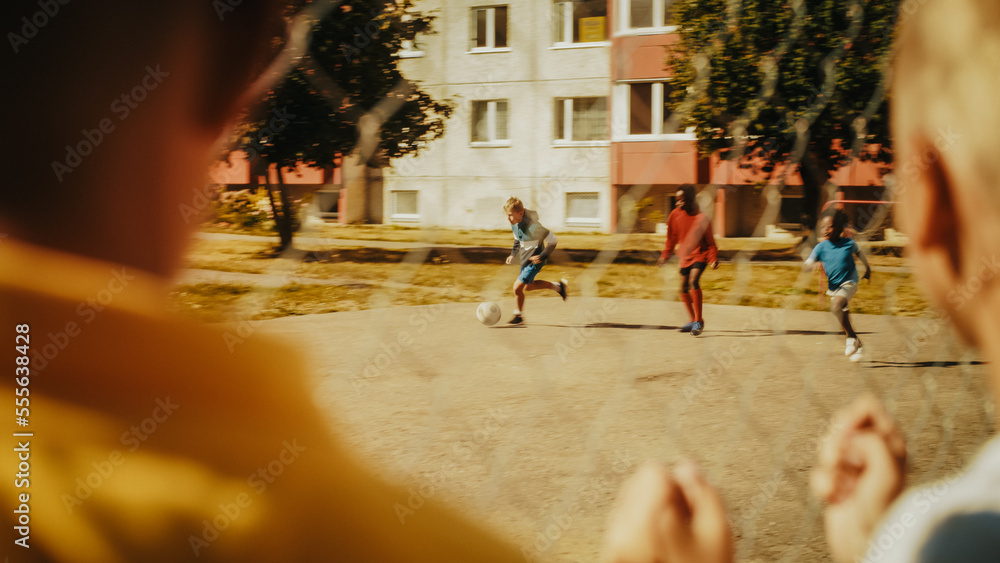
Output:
[657, 184, 719, 336]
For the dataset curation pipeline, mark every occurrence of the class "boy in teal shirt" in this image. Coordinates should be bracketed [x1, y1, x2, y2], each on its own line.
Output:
[804, 209, 872, 361]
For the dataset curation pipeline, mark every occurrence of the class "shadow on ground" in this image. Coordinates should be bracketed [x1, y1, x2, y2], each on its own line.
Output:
[868, 360, 988, 369]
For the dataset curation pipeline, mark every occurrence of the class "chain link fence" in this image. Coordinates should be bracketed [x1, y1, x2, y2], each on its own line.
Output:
[206, 1, 995, 561]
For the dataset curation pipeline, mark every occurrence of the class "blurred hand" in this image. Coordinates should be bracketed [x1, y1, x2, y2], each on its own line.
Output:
[529, 255, 541, 264]
[863, 269, 872, 282]
[602, 460, 733, 563]
[811, 394, 906, 563]
[711, 261, 719, 270]
[657, 255, 668, 268]
[505, 255, 513, 265]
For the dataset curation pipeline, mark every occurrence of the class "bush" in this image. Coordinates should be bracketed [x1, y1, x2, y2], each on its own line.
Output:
[213, 188, 274, 230]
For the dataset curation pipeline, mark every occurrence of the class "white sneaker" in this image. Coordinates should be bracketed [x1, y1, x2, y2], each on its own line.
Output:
[845, 338, 860, 356]
[849, 347, 864, 363]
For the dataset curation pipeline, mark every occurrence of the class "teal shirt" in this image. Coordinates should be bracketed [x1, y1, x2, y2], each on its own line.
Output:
[510, 210, 554, 267]
[809, 237, 859, 291]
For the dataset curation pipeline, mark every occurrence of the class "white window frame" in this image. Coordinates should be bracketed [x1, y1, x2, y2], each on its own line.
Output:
[390, 190, 420, 222]
[553, 97, 610, 147]
[612, 80, 695, 141]
[551, 0, 609, 49]
[470, 6, 511, 53]
[396, 14, 425, 58]
[565, 192, 602, 227]
[471, 99, 511, 147]
[616, 0, 676, 36]
[398, 39, 425, 58]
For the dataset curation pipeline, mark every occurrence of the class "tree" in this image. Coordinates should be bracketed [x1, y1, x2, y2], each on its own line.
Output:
[666, 0, 899, 227]
[228, 0, 453, 249]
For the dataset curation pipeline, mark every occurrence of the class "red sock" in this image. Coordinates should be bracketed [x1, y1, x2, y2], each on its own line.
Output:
[692, 289, 703, 322]
[680, 293, 695, 322]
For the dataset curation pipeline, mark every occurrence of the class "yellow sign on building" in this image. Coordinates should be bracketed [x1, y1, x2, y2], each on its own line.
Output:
[579, 16, 606, 42]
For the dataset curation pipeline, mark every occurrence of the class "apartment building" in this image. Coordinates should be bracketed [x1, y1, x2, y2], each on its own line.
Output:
[387, 0, 888, 235]
[213, 1, 887, 235]
[385, 0, 615, 231]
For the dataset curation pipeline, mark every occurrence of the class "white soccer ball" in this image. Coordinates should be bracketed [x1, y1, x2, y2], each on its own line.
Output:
[476, 301, 502, 326]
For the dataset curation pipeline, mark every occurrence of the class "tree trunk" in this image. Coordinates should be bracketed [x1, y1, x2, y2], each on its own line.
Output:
[798, 149, 832, 231]
[275, 167, 295, 250]
[263, 163, 294, 251]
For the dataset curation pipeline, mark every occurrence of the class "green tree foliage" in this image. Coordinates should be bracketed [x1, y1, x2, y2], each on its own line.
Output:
[667, 0, 899, 225]
[228, 0, 453, 248]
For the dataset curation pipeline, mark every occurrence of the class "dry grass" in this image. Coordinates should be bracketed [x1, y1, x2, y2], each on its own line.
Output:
[208, 223, 798, 253]
[171, 233, 930, 322]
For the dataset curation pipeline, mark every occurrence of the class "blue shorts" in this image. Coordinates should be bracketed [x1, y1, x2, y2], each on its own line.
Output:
[518, 261, 544, 283]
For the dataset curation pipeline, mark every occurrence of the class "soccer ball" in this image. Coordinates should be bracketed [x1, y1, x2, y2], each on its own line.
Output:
[476, 301, 502, 326]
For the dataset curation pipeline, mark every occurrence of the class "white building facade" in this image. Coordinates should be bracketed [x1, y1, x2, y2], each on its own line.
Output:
[384, 0, 613, 232]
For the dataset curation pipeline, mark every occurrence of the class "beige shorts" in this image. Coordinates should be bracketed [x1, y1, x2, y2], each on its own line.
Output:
[826, 280, 859, 301]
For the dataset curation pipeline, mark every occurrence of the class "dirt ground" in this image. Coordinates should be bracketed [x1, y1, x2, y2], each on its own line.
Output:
[255, 297, 994, 562]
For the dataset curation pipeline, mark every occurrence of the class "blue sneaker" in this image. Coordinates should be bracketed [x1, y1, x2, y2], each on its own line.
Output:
[690, 321, 704, 336]
[680, 322, 696, 333]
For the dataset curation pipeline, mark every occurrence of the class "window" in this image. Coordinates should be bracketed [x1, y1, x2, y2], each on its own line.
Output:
[618, 0, 675, 32]
[391, 191, 419, 221]
[552, 0, 607, 45]
[471, 100, 509, 145]
[397, 14, 425, 58]
[629, 83, 654, 135]
[566, 193, 600, 225]
[471, 6, 508, 51]
[398, 39, 424, 58]
[615, 81, 690, 139]
[554, 97, 608, 143]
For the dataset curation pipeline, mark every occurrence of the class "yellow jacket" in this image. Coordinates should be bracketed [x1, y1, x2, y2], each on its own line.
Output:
[1, 238, 519, 562]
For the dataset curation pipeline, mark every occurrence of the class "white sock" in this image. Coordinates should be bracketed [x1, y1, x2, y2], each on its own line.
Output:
[513, 309, 521, 315]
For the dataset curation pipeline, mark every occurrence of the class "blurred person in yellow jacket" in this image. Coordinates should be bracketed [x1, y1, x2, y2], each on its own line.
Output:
[0, 2, 523, 560]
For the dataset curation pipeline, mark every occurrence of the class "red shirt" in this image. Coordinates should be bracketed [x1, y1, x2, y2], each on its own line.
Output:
[661, 208, 718, 267]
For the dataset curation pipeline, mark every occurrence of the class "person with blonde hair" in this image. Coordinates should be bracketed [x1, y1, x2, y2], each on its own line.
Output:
[502, 196, 567, 325]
